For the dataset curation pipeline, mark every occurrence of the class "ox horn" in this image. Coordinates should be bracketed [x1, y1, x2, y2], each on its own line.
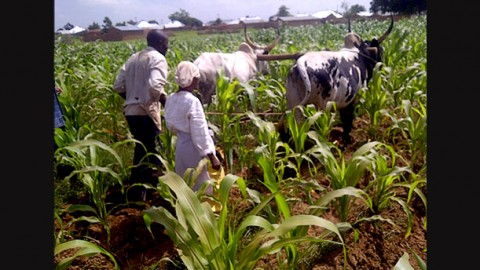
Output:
[347, 17, 351, 32]
[377, 15, 394, 44]
[243, 23, 281, 52]
[256, 52, 305, 61]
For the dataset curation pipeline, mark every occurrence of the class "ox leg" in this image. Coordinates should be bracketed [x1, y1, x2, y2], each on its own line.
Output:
[339, 103, 355, 145]
[286, 70, 305, 124]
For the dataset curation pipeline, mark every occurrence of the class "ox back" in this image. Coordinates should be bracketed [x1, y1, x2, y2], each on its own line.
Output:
[193, 23, 281, 105]
[285, 16, 394, 145]
[194, 47, 261, 105]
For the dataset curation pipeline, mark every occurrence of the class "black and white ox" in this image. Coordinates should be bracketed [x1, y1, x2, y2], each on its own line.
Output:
[285, 16, 394, 145]
[193, 23, 281, 105]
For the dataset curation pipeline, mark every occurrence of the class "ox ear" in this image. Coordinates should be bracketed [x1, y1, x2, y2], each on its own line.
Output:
[367, 47, 378, 54]
[238, 42, 255, 55]
[344, 33, 361, 48]
[369, 39, 380, 47]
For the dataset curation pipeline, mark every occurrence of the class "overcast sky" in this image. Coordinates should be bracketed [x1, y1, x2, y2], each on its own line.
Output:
[54, 0, 373, 30]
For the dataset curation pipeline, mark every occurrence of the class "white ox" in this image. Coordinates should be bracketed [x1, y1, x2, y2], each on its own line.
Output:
[193, 23, 281, 105]
[285, 17, 394, 145]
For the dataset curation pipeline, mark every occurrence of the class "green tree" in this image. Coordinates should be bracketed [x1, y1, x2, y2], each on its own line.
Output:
[350, 4, 366, 14]
[88, 22, 100, 30]
[148, 20, 159, 25]
[115, 22, 126, 26]
[185, 17, 203, 27]
[102, 16, 113, 33]
[269, 5, 292, 20]
[212, 18, 223, 25]
[277, 5, 292, 17]
[371, 0, 426, 14]
[127, 19, 137, 25]
[168, 9, 189, 22]
[63, 23, 74, 30]
[168, 9, 203, 27]
[343, 4, 366, 17]
[340, 1, 351, 17]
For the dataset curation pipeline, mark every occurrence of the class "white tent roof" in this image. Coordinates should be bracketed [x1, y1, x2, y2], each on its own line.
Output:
[137, 21, 161, 29]
[225, 19, 240, 25]
[57, 25, 86, 34]
[294, 13, 311, 17]
[239, 16, 263, 22]
[163, 20, 185, 28]
[70, 26, 85, 33]
[358, 11, 373, 17]
[311, 10, 343, 19]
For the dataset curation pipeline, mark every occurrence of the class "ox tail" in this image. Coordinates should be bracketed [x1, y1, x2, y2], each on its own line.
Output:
[296, 59, 312, 107]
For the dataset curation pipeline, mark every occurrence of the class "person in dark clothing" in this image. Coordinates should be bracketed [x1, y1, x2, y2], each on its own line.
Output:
[54, 86, 66, 131]
[53, 85, 75, 180]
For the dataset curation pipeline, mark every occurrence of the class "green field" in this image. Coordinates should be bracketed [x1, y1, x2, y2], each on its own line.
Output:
[54, 14, 426, 270]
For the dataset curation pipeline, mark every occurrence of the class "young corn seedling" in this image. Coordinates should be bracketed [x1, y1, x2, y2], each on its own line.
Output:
[209, 74, 245, 172]
[307, 101, 338, 142]
[55, 135, 130, 243]
[280, 106, 332, 178]
[144, 171, 346, 270]
[357, 62, 390, 140]
[247, 111, 292, 218]
[394, 172, 427, 237]
[361, 144, 420, 238]
[54, 239, 120, 270]
[308, 134, 381, 222]
[230, 117, 257, 174]
[383, 99, 427, 173]
[247, 111, 345, 268]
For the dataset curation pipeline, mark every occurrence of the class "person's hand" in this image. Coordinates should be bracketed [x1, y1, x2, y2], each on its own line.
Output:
[207, 152, 221, 170]
[55, 86, 62, 94]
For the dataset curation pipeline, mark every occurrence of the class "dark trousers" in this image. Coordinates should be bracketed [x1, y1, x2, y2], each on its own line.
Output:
[125, 115, 161, 184]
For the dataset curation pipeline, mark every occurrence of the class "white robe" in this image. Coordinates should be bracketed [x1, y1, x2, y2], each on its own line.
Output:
[164, 91, 216, 193]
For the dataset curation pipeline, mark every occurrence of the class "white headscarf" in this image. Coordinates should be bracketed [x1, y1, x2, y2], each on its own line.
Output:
[175, 61, 200, 88]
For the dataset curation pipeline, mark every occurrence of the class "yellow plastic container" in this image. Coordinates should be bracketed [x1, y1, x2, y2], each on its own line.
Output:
[208, 160, 225, 190]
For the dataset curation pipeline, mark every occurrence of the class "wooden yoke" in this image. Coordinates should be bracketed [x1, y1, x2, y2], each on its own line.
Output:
[256, 52, 305, 61]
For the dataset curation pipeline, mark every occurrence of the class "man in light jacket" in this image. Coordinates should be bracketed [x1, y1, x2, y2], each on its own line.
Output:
[113, 29, 169, 195]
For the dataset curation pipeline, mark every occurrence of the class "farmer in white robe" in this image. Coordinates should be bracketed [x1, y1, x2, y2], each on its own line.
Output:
[164, 61, 221, 194]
